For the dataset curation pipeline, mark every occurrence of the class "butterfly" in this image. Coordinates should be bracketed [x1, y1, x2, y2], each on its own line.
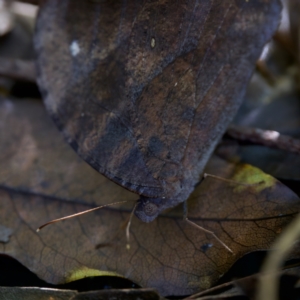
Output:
[35, 0, 281, 223]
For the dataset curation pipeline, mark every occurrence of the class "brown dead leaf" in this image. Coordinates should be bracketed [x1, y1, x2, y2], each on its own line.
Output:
[0, 97, 299, 296]
[0, 97, 137, 207]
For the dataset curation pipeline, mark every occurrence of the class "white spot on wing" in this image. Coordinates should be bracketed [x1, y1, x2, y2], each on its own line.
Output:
[70, 40, 80, 57]
[151, 37, 155, 48]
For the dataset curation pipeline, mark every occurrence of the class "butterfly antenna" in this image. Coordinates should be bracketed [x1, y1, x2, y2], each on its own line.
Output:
[126, 203, 137, 250]
[204, 173, 264, 186]
[36, 200, 128, 232]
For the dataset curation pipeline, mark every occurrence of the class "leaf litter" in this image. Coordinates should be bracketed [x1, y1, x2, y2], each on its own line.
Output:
[0, 97, 299, 296]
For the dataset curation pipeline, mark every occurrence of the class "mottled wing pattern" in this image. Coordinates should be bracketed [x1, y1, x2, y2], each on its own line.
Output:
[36, 0, 163, 197]
[35, 0, 281, 219]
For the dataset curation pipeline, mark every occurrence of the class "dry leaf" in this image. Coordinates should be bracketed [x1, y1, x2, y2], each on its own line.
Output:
[0, 97, 299, 296]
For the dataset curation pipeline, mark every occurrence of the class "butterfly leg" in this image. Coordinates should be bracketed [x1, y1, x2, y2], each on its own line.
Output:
[95, 202, 137, 250]
[203, 173, 262, 186]
[125, 203, 137, 250]
[195, 173, 261, 188]
[183, 201, 234, 254]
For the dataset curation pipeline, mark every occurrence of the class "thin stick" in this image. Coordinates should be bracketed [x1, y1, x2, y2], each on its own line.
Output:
[227, 124, 300, 155]
[37, 200, 128, 232]
[204, 173, 260, 186]
[126, 203, 137, 250]
[185, 218, 234, 254]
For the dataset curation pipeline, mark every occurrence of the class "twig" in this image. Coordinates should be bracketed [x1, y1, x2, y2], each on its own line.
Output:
[0, 58, 36, 82]
[227, 124, 300, 155]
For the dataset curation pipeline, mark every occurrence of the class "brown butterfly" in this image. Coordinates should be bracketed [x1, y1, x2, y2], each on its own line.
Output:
[35, 0, 281, 224]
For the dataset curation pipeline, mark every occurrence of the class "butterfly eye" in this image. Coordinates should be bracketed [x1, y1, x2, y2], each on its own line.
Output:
[144, 202, 158, 217]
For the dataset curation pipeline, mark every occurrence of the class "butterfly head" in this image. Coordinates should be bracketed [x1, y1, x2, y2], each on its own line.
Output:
[134, 196, 170, 223]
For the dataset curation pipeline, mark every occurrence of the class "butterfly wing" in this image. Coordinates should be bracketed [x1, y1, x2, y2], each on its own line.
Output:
[35, 0, 281, 220]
